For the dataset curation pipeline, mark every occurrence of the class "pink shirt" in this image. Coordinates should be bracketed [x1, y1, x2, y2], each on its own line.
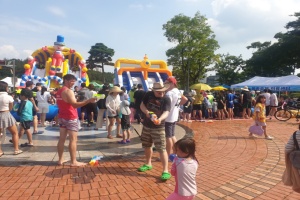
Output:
[171, 157, 198, 197]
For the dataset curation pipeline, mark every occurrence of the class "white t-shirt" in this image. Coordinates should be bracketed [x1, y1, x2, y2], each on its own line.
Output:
[262, 92, 271, 106]
[165, 88, 182, 122]
[37, 91, 51, 104]
[270, 93, 278, 106]
[0, 92, 14, 111]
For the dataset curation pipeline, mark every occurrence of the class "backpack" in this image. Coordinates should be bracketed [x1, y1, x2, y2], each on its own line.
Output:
[289, 131, 300, 169]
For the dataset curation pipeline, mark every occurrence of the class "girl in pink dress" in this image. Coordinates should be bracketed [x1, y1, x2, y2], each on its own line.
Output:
[166, 138, 198, 200]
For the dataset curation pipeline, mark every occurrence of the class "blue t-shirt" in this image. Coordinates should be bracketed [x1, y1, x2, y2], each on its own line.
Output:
[17, 100, 33, 122]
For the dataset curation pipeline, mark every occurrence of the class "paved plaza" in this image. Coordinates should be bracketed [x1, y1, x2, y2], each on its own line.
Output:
[0, 119, 299, 199]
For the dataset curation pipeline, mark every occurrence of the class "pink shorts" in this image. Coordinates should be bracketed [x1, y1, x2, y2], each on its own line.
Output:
[166, 192, 195, 200]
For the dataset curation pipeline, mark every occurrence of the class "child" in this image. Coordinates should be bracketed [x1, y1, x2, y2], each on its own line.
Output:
[250, 94, 273, 140]
[17, 89, 35, 147]
[166, 138, 198, 200]
[118, 100, 132, 144]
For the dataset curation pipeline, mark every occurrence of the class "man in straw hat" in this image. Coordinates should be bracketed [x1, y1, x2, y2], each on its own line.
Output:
[56, 74, 97, 166]
[138, 82, 172, 181]
[240, 86, 252, 119]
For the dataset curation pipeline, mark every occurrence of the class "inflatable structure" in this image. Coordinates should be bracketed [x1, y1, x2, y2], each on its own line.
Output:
[20, 35, 89, 89]
[114, 55, 172, 91]
[13, 35, 90, 121]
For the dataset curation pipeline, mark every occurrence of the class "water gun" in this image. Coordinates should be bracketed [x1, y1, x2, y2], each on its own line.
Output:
[93, 94, 105, 101]
[169, 154, 176, 162]
[149, 112, 160, 125]
[89, 155, 103, 166]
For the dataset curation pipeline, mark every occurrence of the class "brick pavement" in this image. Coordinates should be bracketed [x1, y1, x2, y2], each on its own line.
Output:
[0, 119, 299, 199]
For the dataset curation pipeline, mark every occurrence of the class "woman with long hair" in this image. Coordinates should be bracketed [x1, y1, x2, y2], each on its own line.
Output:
[0, 81, 23, 155]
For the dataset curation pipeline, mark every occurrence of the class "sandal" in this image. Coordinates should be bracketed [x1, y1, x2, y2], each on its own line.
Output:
[138, 164, 153, 172]
[118, 140, 127, 144]
[126, 139, 131, 143]
[161, 172, 171, 181]
[13, 150, 23, 155]
[107, 135, 113, 139]
[20, 143, 34, 147]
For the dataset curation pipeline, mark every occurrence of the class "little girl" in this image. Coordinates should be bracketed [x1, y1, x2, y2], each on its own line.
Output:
[166, 138, 198, 200]
[250, 94, 273, 140]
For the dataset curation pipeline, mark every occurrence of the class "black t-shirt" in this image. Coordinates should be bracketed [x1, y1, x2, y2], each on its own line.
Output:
[134, 90, 146, 109]
[142, 91, 171, 128]
[97, 89, 109, 109]
[241, 91, 251, 103]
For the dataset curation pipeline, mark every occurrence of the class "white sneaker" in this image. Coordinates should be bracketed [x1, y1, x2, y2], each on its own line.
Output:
[265, 136, 273, 140]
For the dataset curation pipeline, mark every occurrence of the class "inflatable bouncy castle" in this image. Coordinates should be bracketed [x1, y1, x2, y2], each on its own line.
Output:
[20, 35, 89, 89]
[114, 55, 172, 91]
[13, 35, 90, 121]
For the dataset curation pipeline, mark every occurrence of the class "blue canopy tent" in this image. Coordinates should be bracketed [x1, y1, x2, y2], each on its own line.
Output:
[231, 75, 300, 91]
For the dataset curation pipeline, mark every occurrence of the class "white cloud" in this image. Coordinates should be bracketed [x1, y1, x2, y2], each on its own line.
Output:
[129, 3, 153, 10]
[47, 6, 66, 18]
[0, 45, 20, 59]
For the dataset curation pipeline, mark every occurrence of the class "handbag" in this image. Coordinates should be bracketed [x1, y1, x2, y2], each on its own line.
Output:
[248, 125, 264, 136]
[289, 131, 300, 169]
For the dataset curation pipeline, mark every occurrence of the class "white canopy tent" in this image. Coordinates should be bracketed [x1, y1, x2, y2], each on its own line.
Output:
[0, 77, 21, 87]
[231, 75, 300, 91]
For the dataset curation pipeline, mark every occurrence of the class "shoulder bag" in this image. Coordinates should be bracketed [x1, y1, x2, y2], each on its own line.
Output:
[289, 131, 300, 169]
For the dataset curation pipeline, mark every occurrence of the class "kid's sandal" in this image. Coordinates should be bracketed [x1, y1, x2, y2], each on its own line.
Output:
[161, 172, 171, 181]
[138, 164, 153, 172]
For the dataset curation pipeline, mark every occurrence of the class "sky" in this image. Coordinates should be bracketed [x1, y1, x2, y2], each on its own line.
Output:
[0, 0, 299, 74]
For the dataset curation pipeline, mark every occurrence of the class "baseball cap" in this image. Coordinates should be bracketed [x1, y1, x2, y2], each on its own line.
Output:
[165, 76, 177, 86]
[26, 81, 34, 87]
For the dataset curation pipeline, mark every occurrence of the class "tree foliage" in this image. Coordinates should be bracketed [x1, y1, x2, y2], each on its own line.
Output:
[86, 43, 115, 82]
[163, 12, 219, 90]
[87, 70, 114, 85]
[244, 12, 300, 77]
[213, 54, 246, 85]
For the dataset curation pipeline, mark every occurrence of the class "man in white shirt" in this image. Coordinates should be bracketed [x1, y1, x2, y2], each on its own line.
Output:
[262, 89, 271, 116]
[164, 77, 187, 156]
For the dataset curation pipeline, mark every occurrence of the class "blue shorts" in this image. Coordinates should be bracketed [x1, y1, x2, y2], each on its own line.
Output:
[227, 101, 234, 108]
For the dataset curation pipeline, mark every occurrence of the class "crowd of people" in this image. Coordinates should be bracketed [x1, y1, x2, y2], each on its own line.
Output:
[4, 74, 300, 198]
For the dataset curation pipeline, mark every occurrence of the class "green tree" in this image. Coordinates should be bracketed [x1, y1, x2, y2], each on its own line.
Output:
[163, 12, 219, 90]
[87, 70, 114, 85]
[87, 43, 115, 82]
[244, 12, 300, 77]
[0, 59, 26, 80]
[213, 54, 245, 85]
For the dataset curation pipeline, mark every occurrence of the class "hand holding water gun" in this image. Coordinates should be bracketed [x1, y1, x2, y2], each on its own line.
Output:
[149, 112, 161, 125]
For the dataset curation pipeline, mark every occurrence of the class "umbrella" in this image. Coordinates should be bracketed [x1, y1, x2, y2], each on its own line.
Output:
[212, 86, 228, 91]
[190, 83, 212, 91]
[89, 81, 102, 88]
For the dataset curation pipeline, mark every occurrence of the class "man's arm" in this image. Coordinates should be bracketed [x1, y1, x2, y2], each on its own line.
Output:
[179, 95, 188, 105]
[62, 89, 95, 108]
[29, 97, 39, 112]
[140, 102, 150, 118]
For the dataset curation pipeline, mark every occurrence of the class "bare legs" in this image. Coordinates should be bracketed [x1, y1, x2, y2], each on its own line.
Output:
[7, 125, 20, 151]
[57, 127, 86, 166]
[144, 147, 169, 172]
[166, 136, 177, 156]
